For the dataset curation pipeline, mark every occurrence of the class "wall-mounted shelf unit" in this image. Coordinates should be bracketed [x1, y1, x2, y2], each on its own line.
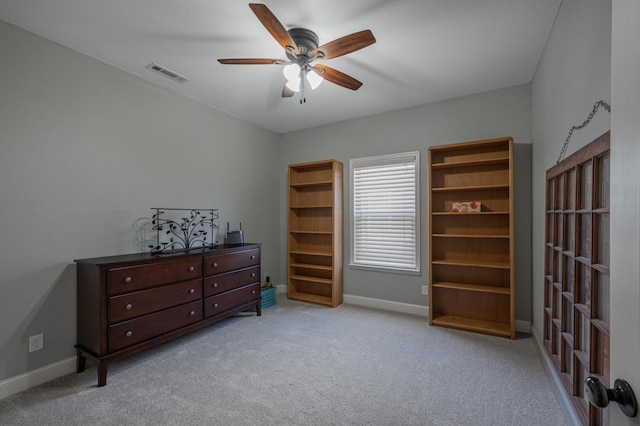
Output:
[428, 137, 515, 338]
[288, 159, 343, 307]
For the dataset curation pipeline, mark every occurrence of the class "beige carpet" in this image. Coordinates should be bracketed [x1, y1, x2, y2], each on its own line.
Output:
[0, 294, 567, 425]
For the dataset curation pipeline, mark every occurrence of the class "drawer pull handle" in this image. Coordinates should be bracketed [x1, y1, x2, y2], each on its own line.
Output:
[252, 290, 256, 294]
[251, 273, 256, 277]
[251, 255, 255, 259]
[125, 304, 132, 310]
[214, 303, 218, 308]
[124, 277, 132, 283]
[189, 288, 195, 294]
[189, 310, 195, 316]
[188, 266, 195, 272]
[213, 283, 218, 288]
[125, 331, 133, 337]
[212, 262, 218, 268]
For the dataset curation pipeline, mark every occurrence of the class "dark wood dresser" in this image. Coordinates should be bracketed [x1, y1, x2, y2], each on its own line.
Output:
[75, 243, 261, 386]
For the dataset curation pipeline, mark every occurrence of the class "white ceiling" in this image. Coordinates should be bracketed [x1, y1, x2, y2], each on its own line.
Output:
[0, 0, 562, 134]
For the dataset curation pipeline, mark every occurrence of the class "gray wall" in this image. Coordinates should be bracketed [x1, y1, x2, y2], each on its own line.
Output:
[279, 84, 533, 321]
[530, 0, 611, 338]
[0, 20, 281, 382]
[2, 3, 565, 384]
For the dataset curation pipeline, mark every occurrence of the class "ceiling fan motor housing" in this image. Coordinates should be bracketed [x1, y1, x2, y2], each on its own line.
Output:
[287, 28, 319, 57]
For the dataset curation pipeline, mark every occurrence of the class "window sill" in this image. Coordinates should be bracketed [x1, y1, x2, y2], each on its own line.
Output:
[349, 263, 421, 276]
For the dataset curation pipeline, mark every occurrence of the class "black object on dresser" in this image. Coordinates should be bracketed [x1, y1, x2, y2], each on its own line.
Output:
[75, 243, 261, 387]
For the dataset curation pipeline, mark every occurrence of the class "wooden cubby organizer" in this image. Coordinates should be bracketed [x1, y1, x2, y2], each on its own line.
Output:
[288, 159, 343, 307]
[428, 137, 515, 338]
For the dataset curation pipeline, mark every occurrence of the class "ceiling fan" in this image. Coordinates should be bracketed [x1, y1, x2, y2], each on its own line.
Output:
[218, 3, 376, 103]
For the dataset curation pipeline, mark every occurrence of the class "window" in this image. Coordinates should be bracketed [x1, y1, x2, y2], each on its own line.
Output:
[350, 151, 420, 274]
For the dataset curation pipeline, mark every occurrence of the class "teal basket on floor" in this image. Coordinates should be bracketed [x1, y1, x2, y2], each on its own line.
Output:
[246, 286, 276, 312]
[260, 286, 276, 310]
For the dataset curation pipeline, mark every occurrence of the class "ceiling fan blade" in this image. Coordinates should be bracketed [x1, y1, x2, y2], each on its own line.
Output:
[315, 65, 363, 90]
[249, 3, 299, 55]
[282, 84, 295, 98]
[311, 30, 376, 60]
[218, 58, 285, 65]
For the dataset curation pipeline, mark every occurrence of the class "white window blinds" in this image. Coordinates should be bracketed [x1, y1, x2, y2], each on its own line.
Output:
[350, 152, 420, 273]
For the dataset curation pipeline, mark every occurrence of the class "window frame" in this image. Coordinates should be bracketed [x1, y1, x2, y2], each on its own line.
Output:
[349, 151, 420, 275]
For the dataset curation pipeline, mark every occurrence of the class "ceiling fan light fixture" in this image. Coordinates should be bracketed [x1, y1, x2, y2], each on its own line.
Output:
[285, 76, 301, 92]
[306, 69, 323, 90]
[283, 63, 301, 82]
[283, 63, 302, 92]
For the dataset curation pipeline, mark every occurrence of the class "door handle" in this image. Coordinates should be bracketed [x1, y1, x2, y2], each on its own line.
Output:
[585, 376, 638, 417]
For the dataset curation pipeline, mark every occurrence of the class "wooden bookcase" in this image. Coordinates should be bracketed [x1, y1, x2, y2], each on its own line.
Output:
[428, 137, 515, 338]
[288, 159, 343, 307]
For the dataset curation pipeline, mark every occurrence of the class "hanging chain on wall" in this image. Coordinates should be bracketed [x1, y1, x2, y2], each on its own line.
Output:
[557, 100, 611, 164]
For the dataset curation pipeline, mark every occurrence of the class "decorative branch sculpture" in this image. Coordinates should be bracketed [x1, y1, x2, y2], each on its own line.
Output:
[149, 208, 219, 253]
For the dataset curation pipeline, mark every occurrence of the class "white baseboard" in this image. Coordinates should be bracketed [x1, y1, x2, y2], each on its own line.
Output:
[515, 320, 531, 334]
[343, 294, 429, 317]
[531, 326, 581, 426]
[344, 293, 532, 335]
[0, 356, 76, 400]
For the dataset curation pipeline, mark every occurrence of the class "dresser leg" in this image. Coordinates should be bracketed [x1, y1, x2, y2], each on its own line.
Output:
[257, 301, 262, 316]
[76, 350, 86, 373]
[96, 361, 108, 387]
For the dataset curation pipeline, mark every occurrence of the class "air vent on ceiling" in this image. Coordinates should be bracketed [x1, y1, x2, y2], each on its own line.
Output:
[145, 63, 189, 83]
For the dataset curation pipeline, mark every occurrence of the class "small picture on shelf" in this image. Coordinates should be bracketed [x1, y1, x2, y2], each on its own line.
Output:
[452, 201, 481, 213]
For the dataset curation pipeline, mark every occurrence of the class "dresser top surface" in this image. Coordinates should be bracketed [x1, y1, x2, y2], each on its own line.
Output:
[75, 243, 261, 266]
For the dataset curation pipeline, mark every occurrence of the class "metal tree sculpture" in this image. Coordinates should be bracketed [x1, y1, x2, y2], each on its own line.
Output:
[149, 208, 219, 253]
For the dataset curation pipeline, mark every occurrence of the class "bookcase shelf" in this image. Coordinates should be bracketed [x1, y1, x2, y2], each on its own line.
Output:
[430, 157, 509, 169]
[428, 137, 515, 339]
[290, 181, 334, 188]
[431, 259, 510, 269]
[290, 263, 334, 271]
[431, 315, 512, 337]
[432, 281, 510, 294]
[431, 184, 510, 192]
[287, 291, 333, 306]
[288, 159, 343, 308]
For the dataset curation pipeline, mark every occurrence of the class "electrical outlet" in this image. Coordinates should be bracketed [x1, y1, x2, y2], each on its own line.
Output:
[421, 285, 428, 296]
[29, 333, 44, 352]
[265, 274, 270, 283]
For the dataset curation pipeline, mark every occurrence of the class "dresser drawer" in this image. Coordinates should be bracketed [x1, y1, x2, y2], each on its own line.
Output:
[108, 258, 202, 296]
[108, 300, 202, 352]
[204, 283, 260, 318]
[203, 266, 259, 297]
[203, 248, 260, 276]
[108, 279, 202, 324]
